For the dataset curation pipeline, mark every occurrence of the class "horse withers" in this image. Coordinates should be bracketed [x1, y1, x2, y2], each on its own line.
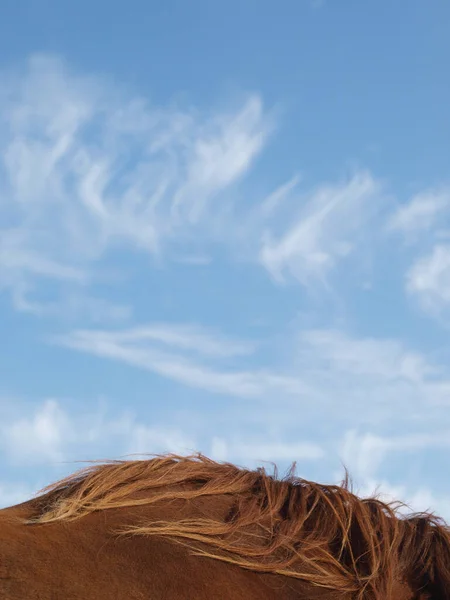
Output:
[0, 453, 449, 599]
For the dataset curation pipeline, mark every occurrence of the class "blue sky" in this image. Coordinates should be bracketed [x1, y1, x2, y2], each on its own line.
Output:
[1, 0, 450, 517]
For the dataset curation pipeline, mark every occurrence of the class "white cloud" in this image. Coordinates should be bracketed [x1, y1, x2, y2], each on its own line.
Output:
[127, 426, 196, 457]
[356, 479, 450, 521]
[210, 437, 324, 463]
[387, 189, 450, 239]
[407, 244, 450, 316]
[0, 54, 271, 316]
[170, 96, 270, 223]
[9, 287, 132, 322]
[174, 254, 212, 266]
[1, 53, 413, 315]
[340, 431, 389, 480]
[341, 429, 450, 481]
[299, 329, 437, 384]
[259, 171, 383, 286]
[52, 326, 307, 398]
[385, 188, 450, 321]
[289, 328, 450, 433]
[84, 323, 256, 358]
[335, 429, 450, 521]
[0, 399, 69, 464]
[0, 230, 87, 283]
[258, 174, 302, 218]
[51, 323, 450, 434]
[0, 397, 201, 466]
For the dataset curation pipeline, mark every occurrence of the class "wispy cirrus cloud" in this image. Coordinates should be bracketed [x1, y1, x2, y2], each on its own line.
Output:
[87, 322, 257, 358]
[1, 53, 400, 321]
[51, 324, 307, 398]
[407, 244, 450, 317]
[386, 187, 450, 321]
[0, 54, 272, 318]
[290, 328, 450, 433]
[259, 171, 385, 287]
[52, 322, 450, 429]
[387, 188, 450, 240]
[298, 329, 438, 385]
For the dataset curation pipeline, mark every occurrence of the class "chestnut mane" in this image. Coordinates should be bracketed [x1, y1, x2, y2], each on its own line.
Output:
[28, 453, 450, 599]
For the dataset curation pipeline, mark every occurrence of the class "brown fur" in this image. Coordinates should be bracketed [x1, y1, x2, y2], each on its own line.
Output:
[1, 453, 449, 599]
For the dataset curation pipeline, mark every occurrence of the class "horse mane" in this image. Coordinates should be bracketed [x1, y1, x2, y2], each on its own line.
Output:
[27, 453, 450, 599]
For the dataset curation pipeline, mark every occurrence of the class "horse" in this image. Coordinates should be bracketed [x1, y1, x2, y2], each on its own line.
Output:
[0, 453, 449, 599]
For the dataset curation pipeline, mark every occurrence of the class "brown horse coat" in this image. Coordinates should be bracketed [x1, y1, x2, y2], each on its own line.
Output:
[0, 453, 449, 599]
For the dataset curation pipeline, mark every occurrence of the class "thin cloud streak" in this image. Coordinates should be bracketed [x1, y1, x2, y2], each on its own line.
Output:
[52, 327, 308, 398]
[85, 323, 257, 358]
[51, 324, 450, 430]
